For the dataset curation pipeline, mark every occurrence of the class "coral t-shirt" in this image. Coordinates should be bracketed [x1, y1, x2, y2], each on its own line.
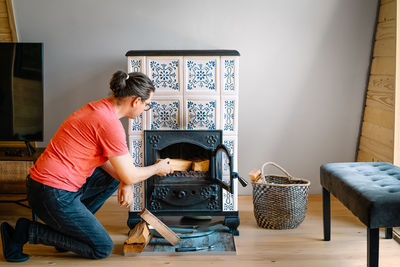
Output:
[29, 98, 129, 192]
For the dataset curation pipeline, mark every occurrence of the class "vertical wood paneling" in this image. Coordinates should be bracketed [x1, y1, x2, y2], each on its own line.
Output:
[0, 1, 7, 18]
[394, 0, 400, 165]
[0, 0, 16, 42]
[370, 57, 396, 75]
[373, 38, 395, 56]
[363, 106, 394, 129]
[379, 0, 396, 23]
[358, 136, 393, 162]
[376, 20, 396, 39]
[0, 0, 10, 41]
[357, 0, 396, 163]
[5, 0, 17, 42]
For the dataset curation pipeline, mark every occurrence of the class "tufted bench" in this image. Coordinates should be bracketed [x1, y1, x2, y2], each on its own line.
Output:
[320, 162, 400, 267]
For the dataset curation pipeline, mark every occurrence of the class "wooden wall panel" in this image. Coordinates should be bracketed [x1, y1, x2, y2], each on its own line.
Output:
[0, 0, 16, 42]
[358, 136, 393, 162]
[363, 105, 394, 129]
[370, 57, 396, 75]
[358, 149, 387, 162]
[357, 0, 396, 163]
[368, 74, 395, 91]
[373, 38, 395, 56]
[365, 88, 394, 111]
[0, 17, 10, 33]
[379, 0, 396, 23]
[395, 0, 400, 165]
[376, 21, 396, 39]
[361, 121, 393, 147]
[0, 1, 7, 18]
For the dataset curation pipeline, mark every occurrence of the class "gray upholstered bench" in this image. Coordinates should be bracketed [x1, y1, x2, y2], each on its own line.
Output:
[320, 162, 400, 267]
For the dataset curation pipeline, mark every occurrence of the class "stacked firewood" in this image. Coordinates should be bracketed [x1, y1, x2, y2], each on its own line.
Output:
[158, 158, 210, 172]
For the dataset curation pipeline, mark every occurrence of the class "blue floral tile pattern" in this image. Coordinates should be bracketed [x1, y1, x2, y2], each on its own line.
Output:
[130, 114, 143, 132]
[129, 136, 144, 212]
[150, 100, 180, 130]
[222, 136, 236, 212]
[222, 138, 235, 211]
[130, 182, 144, 212]
[149, 59, 179, 91]
[130, 138, 143, 167]
[187, 100, 216, 130]
[185, 59, 216, 92]
[129, 58, 142, 72]
[223, 100, 235, 132]
[223, 59, 235, 92]
[223, 189, 234, 211]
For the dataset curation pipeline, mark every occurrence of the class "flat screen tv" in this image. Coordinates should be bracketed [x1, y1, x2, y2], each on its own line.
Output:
[0, 43, 44, 142]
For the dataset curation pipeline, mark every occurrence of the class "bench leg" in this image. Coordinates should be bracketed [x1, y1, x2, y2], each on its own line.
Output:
[385, 228, 392, 239]
[368, 228, 379, 267]
[322, 187, 331, 241]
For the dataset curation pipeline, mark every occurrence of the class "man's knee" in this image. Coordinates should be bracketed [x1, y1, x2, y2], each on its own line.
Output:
[92, 238, 113, 259]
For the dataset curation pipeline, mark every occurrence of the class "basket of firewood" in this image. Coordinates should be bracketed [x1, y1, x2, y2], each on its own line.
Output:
[250, 162, 310, 229]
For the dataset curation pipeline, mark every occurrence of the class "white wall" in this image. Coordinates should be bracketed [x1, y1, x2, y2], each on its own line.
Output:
[13, 0, 378, 194]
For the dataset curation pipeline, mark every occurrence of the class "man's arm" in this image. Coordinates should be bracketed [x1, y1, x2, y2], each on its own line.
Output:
[100, 160, 121, 181]
[107, 153, 172, 185]
[101, 154, 172, 207]
[100, 159, 133, 207]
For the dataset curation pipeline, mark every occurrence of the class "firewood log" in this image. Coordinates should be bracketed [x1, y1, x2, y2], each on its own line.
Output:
[157, 158, 192, 171]
[126, 221, 151, 244]
[249, 168, 262, 183]
[192, 159, 210, 172]
[140, 208, 181, 246]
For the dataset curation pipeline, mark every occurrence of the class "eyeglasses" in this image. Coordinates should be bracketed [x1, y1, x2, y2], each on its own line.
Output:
[144, 103, 152, 111]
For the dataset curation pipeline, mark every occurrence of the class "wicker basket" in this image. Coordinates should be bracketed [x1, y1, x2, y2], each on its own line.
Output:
[252, 162, 310, 229]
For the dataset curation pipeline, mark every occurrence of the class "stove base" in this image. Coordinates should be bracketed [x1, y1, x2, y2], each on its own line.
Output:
[127, 211, 240, 236]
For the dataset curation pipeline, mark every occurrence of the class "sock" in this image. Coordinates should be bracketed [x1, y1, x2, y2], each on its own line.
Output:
[14, 218, 31, 245]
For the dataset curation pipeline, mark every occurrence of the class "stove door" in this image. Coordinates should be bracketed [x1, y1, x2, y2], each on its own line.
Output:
[212, 144, 234, 194]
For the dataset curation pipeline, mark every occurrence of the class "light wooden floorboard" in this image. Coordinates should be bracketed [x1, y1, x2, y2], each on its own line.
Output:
[0, 195, 399, 266]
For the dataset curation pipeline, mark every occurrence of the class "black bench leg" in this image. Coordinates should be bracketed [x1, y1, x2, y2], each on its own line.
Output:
[322, 187, 331, 241]
[368, 228, 379, 267]
[385, 228, 392, 239]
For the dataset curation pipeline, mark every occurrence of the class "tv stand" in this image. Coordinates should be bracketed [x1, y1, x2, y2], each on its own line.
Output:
[0, 147, 44, 208]
[5, 149, 25, 157]
[24, 140, 36, 157]
[0, 143, 41, 160]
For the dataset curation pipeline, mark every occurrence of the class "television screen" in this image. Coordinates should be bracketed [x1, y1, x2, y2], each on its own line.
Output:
[0, 43, 44, 141]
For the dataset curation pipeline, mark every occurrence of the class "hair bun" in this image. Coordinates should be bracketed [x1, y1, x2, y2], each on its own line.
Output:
[109, 71, 155, 99]
[109, 71, 127, 94]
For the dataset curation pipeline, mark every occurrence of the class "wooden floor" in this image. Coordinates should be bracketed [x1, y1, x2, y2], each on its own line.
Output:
[0, 195, 399, 266]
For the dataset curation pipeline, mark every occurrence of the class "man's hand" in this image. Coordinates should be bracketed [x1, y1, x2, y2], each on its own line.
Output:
[156, 158, 174, 176]
[118, 182, 133, 208]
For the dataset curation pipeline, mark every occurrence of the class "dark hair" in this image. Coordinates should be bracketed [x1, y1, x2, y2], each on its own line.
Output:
[109, 71, 155, 100]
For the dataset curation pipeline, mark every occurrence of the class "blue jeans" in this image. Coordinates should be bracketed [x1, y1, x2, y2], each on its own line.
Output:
[26, 167, 120, 259]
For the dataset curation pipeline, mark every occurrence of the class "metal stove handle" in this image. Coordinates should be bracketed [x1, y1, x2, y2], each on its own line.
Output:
[232, 172, 248, 187]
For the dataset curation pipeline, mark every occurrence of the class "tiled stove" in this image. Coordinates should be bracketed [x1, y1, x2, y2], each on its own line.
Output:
[125, 50, 246, 235]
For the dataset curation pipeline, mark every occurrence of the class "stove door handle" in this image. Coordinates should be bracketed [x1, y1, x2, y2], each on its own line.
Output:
[232, 172, 248, 187]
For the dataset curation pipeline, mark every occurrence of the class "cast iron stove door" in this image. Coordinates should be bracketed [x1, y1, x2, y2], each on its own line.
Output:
[212, 144, 247, 194]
